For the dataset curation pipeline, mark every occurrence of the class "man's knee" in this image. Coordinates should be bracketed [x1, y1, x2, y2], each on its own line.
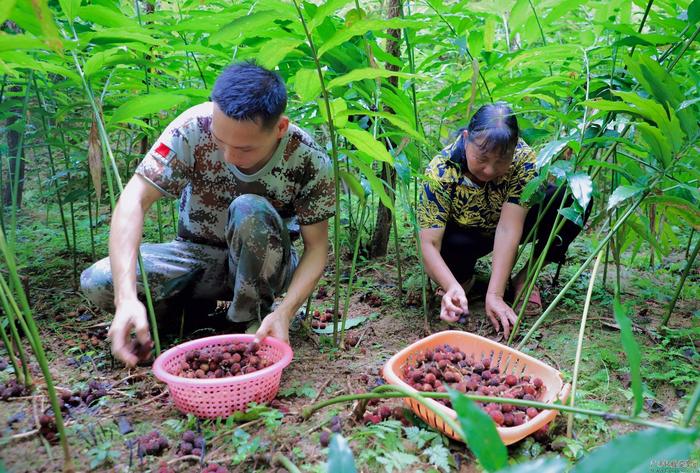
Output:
[229, 194, 276, 219]
[227, 194, 281, 240]
[80, 261, 115, 310]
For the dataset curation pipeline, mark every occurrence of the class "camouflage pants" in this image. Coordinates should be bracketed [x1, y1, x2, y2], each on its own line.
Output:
[80, 194, 298, 323]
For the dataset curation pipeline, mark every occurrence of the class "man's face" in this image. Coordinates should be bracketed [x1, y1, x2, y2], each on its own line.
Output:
[463, 132, 514, 184]
[211, 103, 289, 171]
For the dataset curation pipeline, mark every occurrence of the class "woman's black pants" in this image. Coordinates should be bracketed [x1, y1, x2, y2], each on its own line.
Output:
[440, 185, 590, 285]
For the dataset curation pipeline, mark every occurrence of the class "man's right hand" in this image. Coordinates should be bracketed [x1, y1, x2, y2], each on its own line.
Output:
[108, 298, 153, 367]
[440, 285, 469, 323]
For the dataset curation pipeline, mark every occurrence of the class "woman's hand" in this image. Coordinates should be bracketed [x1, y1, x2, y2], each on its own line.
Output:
[441, 285, 469, 322]
[485, 293, 518, 339]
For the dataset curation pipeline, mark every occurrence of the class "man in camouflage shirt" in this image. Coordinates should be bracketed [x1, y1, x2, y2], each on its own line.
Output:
[81, 63, 335, 366]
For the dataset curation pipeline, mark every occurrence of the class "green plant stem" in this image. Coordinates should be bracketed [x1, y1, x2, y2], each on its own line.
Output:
[32, 79, 71, 252]
[662, 236, 699, 327]
[517, 188, 650, 349]
[291, 0, 343, 345]
[155, 199, 164, 243]
[425, 2, 492, 101]
[271, 453, 302, 473]
[667, 23, 700, 72]
[629, 0, 655, 57]
[508, 195, 569, 345]
[0, 229, 74, 472]
[340, 204, 368, 347]
[7, 72, 33, 253]
[302, 386, 677, 431]
[567, 249, 603, 438]
[0, 273, 33, 385]
[0, 315, 23, 383]
[682, 381, 700, 427]
[391, 207, 404, 295]
[68, 37, 160, 355]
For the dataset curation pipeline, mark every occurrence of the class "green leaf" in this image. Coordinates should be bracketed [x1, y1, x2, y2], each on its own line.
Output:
[567, 172, 593, 211]
[77, 5, 135, 28]
[612, 297, 643, 416]
[83, 49, 142, 77]
[257, 38, 302, 69]
[623, 54, 697, 140]
[326, 68, 419, 89]
[318, 98, 348, 128]
[424, 443, 451, 471]
[448, 388, 508, 472]
[317, 17, 427, 58]
[57, 0, 79, 23]
[0, 0, 17, 24]
[558, 206, 584, 227]
[536, 140, 569, 168]
[626, 219, 667, 257]
[690, 0, 700, 24]
[308, 0, 354, 31]
[496, 456, 568, 473]
[108, 93, 188, 126]
[336, 110, 423, 142]
[635, 122, 672, 168]
[294, 68, 322, 102]
[509, 0, 530, 39]
[607, 185, 643, 211]
[85, 28, 159, 46]
[571, 427, 699, 473]
[23, 0, 62, 52]
[612, 90, 683, 152]
[327, 434, 357, 473]
[644, 195, 700, 228]
[377, 451, 419, 472]
[348, 152, 394, 211]
[0, 34, 45, 52]
[210, 10, 291, 45]
[338, 128, 393, 164]
[339, 170, 365, 203]
[507, 45, 577, 69]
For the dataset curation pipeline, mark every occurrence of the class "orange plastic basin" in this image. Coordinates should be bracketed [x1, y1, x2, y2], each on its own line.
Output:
[383, 330, 570, 445]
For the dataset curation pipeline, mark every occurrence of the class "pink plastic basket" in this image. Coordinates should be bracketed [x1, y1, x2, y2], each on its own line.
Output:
[153, 334, 293, 418]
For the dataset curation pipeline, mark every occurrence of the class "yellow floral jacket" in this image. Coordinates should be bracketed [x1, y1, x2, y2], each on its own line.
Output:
[418, 137, 537, 231]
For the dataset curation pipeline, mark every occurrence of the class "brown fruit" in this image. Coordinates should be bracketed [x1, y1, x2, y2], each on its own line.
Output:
[489, 410, 504, 425]
[505, 374, 518, 386]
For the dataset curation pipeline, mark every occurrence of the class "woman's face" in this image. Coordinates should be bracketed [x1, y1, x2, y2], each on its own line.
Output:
[463, 131, 514, 184]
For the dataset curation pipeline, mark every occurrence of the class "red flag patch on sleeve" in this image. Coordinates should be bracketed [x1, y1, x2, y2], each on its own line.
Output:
[154, 143, 172, 159]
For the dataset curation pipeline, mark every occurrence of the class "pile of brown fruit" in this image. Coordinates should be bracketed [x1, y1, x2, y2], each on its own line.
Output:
[362, 404, 409, 426]
[310, 309, 333, 329]
[172, 342, 271, 379]
[38, 414, 59, 443]
[136, 430, 169, 456]
[361, 293, 382, 307]
[58, 381, 109, 410]
[401, 344, 546, 427]
[176, 430, 205, 456]
[0, 379, 30, 401]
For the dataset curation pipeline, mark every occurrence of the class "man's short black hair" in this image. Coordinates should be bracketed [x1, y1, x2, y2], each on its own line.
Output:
[211, 62, 287, 130]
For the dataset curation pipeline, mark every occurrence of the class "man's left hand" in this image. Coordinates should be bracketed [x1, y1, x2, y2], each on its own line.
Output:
[485, 293, 518, 340]
[254, 308, 292, 345]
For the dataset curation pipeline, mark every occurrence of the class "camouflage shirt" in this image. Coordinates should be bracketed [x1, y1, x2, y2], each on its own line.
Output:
[136, 102, 335, 247]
